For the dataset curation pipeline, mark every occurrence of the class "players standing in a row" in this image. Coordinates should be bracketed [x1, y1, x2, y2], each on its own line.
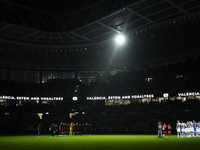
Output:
[176, 120, 199, 138]
[58, 122, 92, 136]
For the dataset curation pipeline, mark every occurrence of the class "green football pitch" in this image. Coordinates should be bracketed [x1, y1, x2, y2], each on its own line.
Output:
[0, 135, 199, 150]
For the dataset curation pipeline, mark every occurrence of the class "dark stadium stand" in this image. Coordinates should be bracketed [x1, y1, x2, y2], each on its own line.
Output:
[1, 57, 200, 134]
[82, 57, 200, 97]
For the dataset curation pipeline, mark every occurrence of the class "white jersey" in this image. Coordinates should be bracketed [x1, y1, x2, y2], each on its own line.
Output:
[185, 123, 190, 132]
[189, 122, 193, 132]
[182, 123, 186, 132]
[177, 122, 181, 132]
[197, 123, 200, 133]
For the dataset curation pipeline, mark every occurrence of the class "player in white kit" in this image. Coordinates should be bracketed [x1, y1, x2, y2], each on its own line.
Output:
[176, 120, 181, 138]
[181, 122, 186, 138]
[189, 121, 194, 137]
[197, 121, 200, 136]
[185, 121, 190, 137]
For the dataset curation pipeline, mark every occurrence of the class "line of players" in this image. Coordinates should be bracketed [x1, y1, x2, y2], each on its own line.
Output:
[59, 122, 92, 135]
[176, 120, 200, 138]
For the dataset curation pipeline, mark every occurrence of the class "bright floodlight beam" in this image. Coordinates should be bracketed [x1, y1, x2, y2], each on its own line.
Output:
[115, 34, 125, 45]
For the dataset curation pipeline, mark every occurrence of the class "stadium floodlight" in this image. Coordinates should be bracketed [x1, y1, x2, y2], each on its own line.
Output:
[115, 34, 125, 45]
[72, 96, 78, 101]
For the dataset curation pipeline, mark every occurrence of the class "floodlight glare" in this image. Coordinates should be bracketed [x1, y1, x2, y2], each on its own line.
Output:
[115, 34, 125, 44]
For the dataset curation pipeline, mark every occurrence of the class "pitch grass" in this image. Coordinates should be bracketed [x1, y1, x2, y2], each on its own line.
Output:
[0, 135, 200, 150]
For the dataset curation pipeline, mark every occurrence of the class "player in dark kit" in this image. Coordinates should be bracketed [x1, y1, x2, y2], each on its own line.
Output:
[50, 123, 56, 137]
[168, 124, 171, 135]
[63, 123, 66, 134]
[75, 123, 79, 135]
[73, 123, 77, 135]
[163, 123, 167, 136]
[66, 123, 69, 135]
[82, 123, 86, 135]
[59, 122, 63, 135]
[78, 123, 82, 135]
[88, 123, 92, 135]
[37, 124, 41, 137]
[85, 123, 88, 134]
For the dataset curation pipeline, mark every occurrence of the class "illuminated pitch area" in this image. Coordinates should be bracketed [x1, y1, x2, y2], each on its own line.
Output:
[0, 135, 200, 150]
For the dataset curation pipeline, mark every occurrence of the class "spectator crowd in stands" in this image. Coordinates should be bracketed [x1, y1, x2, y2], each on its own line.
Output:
[83, 57, 200, 97]
[1, 99, 200, 134]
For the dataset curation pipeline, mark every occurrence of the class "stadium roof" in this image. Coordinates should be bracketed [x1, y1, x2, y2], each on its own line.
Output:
[0, 0, 200, 70]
